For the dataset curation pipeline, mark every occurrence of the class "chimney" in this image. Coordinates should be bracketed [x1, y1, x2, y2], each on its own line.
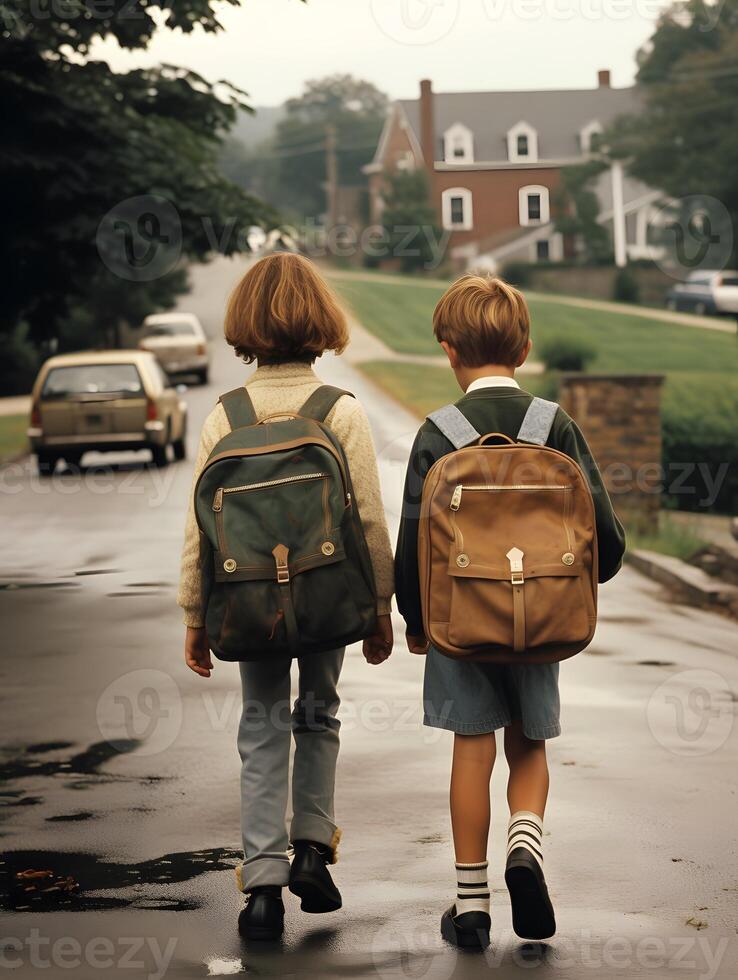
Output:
[419, 78, 435, 167]
[598, 69, 611, 88]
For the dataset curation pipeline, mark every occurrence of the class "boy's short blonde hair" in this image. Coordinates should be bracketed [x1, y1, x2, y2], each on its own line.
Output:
[433, 275, 530, 368]
[225, 252, 349, 364]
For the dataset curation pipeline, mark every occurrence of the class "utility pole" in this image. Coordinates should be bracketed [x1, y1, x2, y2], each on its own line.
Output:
[325, 124, 338, 232]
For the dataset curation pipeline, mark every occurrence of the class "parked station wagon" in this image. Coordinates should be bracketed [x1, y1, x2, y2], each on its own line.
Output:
[27, 350, 188, 474]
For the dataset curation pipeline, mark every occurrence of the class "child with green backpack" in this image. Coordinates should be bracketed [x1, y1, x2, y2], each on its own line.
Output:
[177, 253, 395, 940]
[396, 275, 625, 949]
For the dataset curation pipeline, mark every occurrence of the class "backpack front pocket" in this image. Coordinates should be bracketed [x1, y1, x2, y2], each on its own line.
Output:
[212, 471, 331, 573]
[443, 482, 595, 653]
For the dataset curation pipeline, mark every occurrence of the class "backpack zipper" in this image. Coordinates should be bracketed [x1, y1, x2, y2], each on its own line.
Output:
[450, 483, 572, 511]
[213, 472, 329, 512]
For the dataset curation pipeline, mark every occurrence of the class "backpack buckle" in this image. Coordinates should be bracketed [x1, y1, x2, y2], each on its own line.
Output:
[506, 547, 525, 585]
[272, 544, 290, 584]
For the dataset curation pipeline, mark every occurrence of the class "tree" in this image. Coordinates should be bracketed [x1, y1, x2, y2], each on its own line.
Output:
[272, 75, 388, 218]
[554, 159, 612, 264]
[0, 1, 275, 373]
[606, 0, 738, 265]
[380, 170, 442, 273]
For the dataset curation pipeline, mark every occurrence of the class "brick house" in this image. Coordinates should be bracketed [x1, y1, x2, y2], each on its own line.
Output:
[365, 73, 659, 270]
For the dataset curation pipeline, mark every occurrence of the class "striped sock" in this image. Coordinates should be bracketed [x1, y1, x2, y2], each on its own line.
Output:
[455, 861, 490, 916]
[507, 811, 544, 868]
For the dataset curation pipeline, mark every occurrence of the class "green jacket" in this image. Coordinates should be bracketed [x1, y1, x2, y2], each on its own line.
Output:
[395, 386, 627, 636]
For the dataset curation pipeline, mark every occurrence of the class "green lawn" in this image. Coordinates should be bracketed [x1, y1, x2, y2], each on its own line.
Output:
[333, 272, 738, 377]
[334, 271, 738, 430]
[0, 414, 28, 460]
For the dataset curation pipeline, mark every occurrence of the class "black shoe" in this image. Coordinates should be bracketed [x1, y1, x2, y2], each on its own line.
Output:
[440, 905, 491, 950]
[289, 840, 342, 913]
[238, 886, 285, 941]
[504, 847, 556, 940]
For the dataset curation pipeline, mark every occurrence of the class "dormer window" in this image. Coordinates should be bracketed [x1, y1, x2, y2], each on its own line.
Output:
[507, 121, 538, 163]
[443, 123, 474, 165]
[580, 120, 604, 155]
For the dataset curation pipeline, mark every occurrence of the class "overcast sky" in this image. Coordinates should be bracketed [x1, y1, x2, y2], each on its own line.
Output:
[92, 0, 664, 106]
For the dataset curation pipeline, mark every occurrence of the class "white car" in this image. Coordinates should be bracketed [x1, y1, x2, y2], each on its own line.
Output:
[665, 270, 738, 316]
[139, 313, 210, 384]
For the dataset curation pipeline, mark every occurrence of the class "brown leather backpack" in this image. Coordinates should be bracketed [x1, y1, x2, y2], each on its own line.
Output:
[418, 398, 598, 664]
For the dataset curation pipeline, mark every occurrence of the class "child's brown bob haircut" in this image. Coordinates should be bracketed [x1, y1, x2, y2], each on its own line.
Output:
[433, 275, 530, 368]
[225, 253, 349, 363]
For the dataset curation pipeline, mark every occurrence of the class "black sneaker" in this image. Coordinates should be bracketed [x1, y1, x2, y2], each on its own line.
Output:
[504, 847, 556, 940]
[289, 840, 342, 913]
[238, 885, 285, 941]
[440, 905, 491, 950]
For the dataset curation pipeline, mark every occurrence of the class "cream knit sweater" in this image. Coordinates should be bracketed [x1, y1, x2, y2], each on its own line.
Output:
[177, 361, 395, 627]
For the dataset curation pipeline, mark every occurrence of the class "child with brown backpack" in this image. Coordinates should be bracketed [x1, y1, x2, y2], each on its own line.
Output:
[395, 275, 625, 949]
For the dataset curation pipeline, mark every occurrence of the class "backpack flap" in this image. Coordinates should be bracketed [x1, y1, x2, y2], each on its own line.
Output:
[194, 411, 377, 661]
[419, 432, 598, 665]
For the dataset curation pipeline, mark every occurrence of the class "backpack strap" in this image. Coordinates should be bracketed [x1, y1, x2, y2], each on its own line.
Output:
[219, 387, 258, 429]
[299, 385, 353, 423]
[517, 397, 559, 446]
[426, 404, 481, 450]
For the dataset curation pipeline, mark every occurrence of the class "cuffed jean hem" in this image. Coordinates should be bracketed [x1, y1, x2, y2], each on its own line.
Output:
[236, 855, 290, 893]
[423, 713, 561, 740]
[290, 817, 342, 863]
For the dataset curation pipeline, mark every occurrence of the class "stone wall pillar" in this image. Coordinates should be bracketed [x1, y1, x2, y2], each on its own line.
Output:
[558, 374, 665, 530]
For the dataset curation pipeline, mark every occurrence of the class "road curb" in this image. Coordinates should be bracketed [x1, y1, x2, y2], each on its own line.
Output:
[626, 548, 738, 616]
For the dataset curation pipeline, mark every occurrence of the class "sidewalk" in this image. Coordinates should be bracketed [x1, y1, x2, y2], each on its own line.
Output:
[0, 395, 30, 417]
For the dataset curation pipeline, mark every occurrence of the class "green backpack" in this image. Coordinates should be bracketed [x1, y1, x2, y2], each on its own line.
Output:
[194, 384, 377, 661]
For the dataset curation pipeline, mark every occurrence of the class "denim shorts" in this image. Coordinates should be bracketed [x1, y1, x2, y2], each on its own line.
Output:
[423, 645, 561, 740]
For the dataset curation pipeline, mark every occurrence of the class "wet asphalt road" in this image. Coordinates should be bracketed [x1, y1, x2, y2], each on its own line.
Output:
[1, 257, 737, 980]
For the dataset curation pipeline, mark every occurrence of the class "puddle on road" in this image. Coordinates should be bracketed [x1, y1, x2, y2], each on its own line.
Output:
[0, 847, 241, 913]
[0, 739, 142, 782]
[0, 581, 79, 591]
[0, 793, 43, 808]
[107, 591, 162, 598]
[26, 741, 75, 753]
[46, 811, 95, 823]
[73, 568, 122, 577]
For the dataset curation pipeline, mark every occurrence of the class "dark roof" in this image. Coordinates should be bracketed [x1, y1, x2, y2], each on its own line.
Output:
[399, 86, 640, 162]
